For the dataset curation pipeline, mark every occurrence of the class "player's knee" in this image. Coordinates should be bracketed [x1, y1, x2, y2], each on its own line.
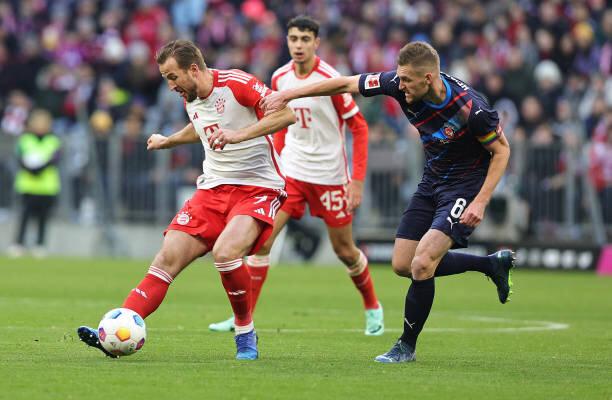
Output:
[211, 243, 241, 263]
[332, 243, 358, 266]
[151, 249, 177, 274]
[411, 255, 435, 279]
[391, 260, 412, 278]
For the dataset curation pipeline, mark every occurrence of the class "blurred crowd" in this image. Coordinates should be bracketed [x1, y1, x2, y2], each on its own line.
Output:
[0, 0, 610, 236]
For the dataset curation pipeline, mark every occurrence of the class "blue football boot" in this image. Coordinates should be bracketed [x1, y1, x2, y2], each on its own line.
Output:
[234, 330, 258, 360]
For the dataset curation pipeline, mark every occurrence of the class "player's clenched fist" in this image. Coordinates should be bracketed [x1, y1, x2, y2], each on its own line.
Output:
[147, 134, 168, 150]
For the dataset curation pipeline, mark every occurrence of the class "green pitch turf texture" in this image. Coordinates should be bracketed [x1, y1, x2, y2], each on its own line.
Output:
[1, 257, 611, 400]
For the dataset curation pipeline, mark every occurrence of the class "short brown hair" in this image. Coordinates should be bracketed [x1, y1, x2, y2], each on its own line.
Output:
[397, 41, 440, 71]
[155, 40, 206, 70]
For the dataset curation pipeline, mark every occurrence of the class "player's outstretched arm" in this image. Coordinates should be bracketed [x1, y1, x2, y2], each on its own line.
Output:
[261, 75, 361, 115]
[208, 106, 296, 150]
[147, 123, 200, 150]
[460, 132, 511, 227]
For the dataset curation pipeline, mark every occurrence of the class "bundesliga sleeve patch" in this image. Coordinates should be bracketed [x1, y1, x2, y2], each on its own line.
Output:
[365, 74, 381, 89]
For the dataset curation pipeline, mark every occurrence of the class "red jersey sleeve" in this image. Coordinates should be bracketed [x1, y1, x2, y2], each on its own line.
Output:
[331, 93, 368, 181]
[225, 71, 272, 120]
[345, 111, 368, 181]
[331, 93, 360, 120]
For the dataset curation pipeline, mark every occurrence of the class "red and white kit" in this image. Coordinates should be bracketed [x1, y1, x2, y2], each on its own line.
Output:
[167, 69, 286, 253]
[271, 57, 368, 226]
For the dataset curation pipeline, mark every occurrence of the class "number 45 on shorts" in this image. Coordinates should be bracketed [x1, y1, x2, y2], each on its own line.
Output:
[320, 190, 344, 211]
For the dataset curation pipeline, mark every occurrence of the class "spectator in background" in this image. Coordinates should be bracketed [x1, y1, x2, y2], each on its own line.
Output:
[1, 90, 31, 136]
[120, 113, 155, 221]
[7, 109, 61, 258]
[589, 113, 612, 226]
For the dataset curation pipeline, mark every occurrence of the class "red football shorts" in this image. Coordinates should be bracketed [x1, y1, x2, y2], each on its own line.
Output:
[281, 177, 352, 228]
[165, 185, 286, 254]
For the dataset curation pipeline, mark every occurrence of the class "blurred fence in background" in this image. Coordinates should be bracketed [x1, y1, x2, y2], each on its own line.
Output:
[0, 124, 609, 250]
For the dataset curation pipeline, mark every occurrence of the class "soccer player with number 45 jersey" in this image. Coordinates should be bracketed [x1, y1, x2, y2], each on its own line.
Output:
[261, 41, 515, 363]
[77, 40, 296, 361]
[208, 16, 384, 336]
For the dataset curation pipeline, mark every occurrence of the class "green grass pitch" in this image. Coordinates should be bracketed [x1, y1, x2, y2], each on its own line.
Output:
[1, 256, 611, 399]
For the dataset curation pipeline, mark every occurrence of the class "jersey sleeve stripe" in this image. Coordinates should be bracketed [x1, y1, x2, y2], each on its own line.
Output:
[272, 63, 293, 78]
[220, 69, 253, 79]
[317, 64, 340, 78]
[342, 107, 359, 120]
[315, 67, 333, 79]
[218, 75, 250, 84]
[218, 71, 252, 79]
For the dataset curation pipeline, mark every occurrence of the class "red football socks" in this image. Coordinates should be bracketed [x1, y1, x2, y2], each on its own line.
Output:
[122, 266, 173, 319]
[347, 251, 380, 310]
[215, 259, 253, 334]
[246, 254, 270, 312]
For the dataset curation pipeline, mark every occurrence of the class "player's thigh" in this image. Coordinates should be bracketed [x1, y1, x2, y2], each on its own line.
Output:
[411, 229, 453, 279]
[213, 214, 263, 262]
[153, 230, 209, 277]
[326, 223, 360, 265]
[392, 238, 419, 277]
[258, 209, 292, 255]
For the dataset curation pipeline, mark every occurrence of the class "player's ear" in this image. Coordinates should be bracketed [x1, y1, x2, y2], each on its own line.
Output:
[314, 36, 321, 50]
[189, 63, 199, 79]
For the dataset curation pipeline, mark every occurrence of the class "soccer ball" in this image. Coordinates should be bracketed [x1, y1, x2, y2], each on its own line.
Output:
[98, 308, 146, 357]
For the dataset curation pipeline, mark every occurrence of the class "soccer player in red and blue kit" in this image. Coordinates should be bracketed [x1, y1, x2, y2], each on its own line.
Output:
[260, 41, 515, 363]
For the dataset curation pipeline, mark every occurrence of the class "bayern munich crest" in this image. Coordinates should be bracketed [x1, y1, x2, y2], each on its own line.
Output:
[215, 97, 225, 114]
[176, 211, 191, 225]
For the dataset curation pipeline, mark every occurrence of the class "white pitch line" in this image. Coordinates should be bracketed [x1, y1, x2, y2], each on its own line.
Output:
[0, 316, 569, 334]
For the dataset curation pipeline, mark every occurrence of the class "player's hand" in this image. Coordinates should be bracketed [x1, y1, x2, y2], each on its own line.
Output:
[346, 180, 364, 213]
[207, 128, 246, 150]
[460, 199, 487, 227]
[261, 91, 289, 116]
[147, 134, 168, 150]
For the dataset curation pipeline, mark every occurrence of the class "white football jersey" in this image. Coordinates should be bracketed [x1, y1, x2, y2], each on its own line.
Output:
[271, 57, 360, 185]
[185, 69, 285, 190]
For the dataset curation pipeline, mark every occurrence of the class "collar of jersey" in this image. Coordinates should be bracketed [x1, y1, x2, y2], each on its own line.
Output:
[423, 75, 451, 110]
[292, 56, 320, 80]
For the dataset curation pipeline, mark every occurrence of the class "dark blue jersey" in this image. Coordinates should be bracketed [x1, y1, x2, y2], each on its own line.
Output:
[358, 71, 500, 183]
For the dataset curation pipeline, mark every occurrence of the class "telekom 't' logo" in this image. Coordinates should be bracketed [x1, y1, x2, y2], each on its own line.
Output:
[203, 123, 220, 139]
[293, 107, 312, 128]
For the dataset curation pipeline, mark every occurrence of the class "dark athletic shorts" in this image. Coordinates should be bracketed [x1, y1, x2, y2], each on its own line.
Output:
[396, 173, 486, 249]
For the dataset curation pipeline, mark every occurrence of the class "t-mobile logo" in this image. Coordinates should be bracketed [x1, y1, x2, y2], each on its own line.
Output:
[293, 107, 312, 128]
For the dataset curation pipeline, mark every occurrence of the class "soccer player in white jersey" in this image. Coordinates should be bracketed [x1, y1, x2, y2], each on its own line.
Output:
[209, 16, 384, 336]
[76, 39, 296, 361]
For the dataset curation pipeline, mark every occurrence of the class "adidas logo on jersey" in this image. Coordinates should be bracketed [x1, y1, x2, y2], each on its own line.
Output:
[254, 208, 266, 215]
[336, 211, 346, 219]
[252, 81, 268, 97]
[133, 288, 148, 299]
[192, 112, 199, 120]
[227, 290, 246, 296]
